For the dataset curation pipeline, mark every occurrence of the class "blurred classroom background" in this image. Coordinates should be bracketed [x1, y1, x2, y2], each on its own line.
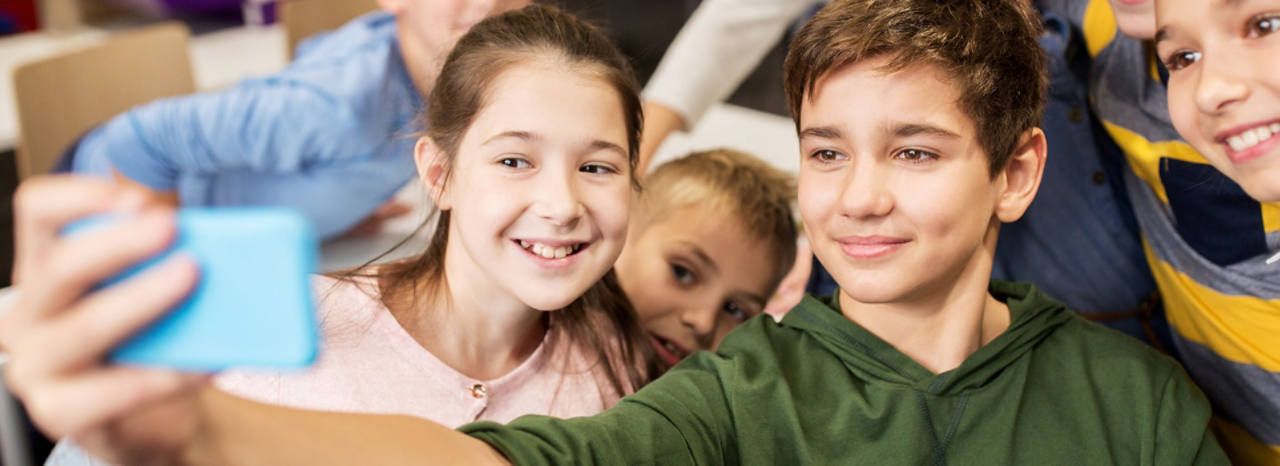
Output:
[0, 0, 795, 290]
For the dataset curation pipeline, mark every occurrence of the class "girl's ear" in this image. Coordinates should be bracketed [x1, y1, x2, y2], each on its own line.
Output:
[415, 136, 452, 211]
[994, 127, 1047, 223]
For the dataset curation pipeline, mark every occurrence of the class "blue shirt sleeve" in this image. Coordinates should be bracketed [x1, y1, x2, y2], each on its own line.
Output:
[84, 82, 362, 192]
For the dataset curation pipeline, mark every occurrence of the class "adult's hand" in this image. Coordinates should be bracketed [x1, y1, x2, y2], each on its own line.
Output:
[637, 101, 688, 177]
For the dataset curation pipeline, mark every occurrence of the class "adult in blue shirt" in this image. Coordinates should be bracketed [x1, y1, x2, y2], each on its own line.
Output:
[70, 0, 530, 239]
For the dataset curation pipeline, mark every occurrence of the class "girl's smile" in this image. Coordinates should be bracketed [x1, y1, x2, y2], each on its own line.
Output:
[514, 238, 592, 269]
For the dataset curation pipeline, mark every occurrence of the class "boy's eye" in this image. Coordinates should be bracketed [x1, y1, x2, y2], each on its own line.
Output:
[722, 301, 748, 322]
[499, 157, 531, 169]
[811, 149, 846, 162]
[1247, 15, 1280, 38]
[1163, 50, 1201, 71]
[580, 163, 617, 175]
[671, 264, 696, 285]
[894, 148, 938, 163]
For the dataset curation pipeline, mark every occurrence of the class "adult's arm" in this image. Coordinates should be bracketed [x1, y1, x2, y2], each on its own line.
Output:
[639, 0, 815, 170]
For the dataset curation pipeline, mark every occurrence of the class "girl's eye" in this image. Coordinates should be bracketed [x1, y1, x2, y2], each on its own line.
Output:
[1163, 50, 1202, 71]
[723, 301, 748, 322]
[671, 264, 696, 285]
[580, 163, 617, 175]
[811, 149, 846, 163]
[499, 157, 531, 169]
[894, 148, 938, 163]
[1247, 15, 1280, 38]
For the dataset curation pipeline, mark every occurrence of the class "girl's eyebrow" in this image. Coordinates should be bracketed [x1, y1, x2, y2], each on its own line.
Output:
[480, 130, 625, 157]
[481, 130, 538, 145]
[587, 139, 627, 158]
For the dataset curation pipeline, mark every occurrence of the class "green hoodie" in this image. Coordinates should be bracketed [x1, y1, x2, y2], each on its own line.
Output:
[463, 281, 1228, 465]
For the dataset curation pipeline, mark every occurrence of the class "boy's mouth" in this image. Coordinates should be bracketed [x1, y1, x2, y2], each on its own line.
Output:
[648, 333, 690, 366]
[1216, 120, 1280, 163]
[516, 239, 587, 259]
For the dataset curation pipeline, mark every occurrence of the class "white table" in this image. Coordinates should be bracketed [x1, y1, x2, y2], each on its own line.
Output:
[0, 22, 288, 150]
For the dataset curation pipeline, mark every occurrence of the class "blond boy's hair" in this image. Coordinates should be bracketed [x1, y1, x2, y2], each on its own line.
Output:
[638, 149, 799, 291]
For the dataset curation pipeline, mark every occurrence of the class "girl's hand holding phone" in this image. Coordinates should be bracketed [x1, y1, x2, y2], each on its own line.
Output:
[0, 176, 204, 463]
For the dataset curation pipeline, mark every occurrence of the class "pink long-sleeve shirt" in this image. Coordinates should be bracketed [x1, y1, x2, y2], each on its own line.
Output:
[215, 275, 629, 427]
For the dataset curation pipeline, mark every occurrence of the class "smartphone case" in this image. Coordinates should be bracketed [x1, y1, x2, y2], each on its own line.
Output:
[67, 208, 319, 371]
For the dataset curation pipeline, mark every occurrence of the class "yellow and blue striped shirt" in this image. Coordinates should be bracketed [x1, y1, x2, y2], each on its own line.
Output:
[1041, 0, 1280, 462]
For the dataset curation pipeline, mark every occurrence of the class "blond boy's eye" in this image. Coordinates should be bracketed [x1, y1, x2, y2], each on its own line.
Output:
[722, 301, 748, 322]
[671, 264, 696, 285]
[1247, 15, 1280, 38]
[1163, 50, 1201, 71]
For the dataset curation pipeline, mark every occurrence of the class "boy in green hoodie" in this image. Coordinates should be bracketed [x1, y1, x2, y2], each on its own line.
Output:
[0, 0, 1229, 464]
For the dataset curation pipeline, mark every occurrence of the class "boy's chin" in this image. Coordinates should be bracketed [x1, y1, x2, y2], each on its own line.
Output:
[1239, 176, 1280, 204]
[1113, 14, 1157, 40]
[837, 282, 914, 306]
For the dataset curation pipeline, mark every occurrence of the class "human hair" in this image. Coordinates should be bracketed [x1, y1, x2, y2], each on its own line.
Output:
[637, 149, 798, 292]
[782, 0, 1047, 174]
[342, 4, 657, 395]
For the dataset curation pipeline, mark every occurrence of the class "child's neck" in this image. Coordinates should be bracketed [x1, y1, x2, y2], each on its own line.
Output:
[389, 245, 548, 381]
[837, 250, 1010, 375]
[394, 24, 441, 98]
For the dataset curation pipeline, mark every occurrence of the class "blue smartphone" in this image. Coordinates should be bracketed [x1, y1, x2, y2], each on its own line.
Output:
[64, 208, 319, 372]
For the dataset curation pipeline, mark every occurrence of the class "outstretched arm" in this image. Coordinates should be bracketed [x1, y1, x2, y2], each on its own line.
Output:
[189, 389, 507, 465]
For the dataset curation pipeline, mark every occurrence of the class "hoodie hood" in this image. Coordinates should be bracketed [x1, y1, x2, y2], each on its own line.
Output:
[780, 280, 1073, 396]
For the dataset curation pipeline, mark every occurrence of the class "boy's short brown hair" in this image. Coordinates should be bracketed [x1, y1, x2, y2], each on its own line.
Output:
[638, 149, 798, 291]
[783, 0, 1047, 174]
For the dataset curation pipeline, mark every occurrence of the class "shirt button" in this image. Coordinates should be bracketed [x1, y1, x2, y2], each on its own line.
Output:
[1069, 107, 1085, 123]
[470, 383, 487, 399]
[1092, 171, 1106, 185]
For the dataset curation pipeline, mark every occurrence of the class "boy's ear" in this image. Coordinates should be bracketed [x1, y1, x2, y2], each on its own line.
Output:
[415, 136, 452, 211]
[994, 127, 1047, 223]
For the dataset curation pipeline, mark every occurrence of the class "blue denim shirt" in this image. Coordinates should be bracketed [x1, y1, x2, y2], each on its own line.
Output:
[808, 14, 1157, 334]
[73, 12, 422, 239]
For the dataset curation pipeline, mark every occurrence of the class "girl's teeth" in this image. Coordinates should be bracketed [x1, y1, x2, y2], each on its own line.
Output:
[522, 241, 579, 259]
[1272, 123, 1280, 134]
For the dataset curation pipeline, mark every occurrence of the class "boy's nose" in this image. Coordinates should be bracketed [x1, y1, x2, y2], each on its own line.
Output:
[1194, 55, 1250, 115]
[679, 305, 719, 346]
[838, 162, 893, 219]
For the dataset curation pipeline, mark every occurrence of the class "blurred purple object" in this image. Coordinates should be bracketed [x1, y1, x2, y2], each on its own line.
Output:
[97, 0, 276, 24]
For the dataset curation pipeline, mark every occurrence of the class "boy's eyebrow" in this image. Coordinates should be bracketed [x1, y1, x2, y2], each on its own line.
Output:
[798, 126, 843, 141]
[890, 123, 961, 139]
[732, 291, 767, 309]
[1156, 0, 1252, 43]
[677, 241, 719, 274]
